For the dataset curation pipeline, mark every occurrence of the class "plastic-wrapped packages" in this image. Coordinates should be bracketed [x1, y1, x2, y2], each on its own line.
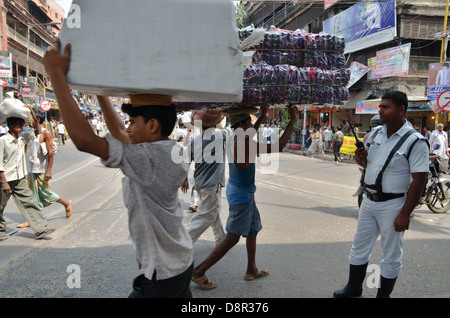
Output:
[0, 97, 32, 124]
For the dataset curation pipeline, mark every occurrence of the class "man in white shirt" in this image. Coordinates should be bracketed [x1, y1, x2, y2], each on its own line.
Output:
[334, 91, 429, 298]
[324, 125, 333, 150]
[56, 121, 66, 145]
[429, 123, 449, 170]
[0, 107, 55, 241]
[436, 62, 450, 86]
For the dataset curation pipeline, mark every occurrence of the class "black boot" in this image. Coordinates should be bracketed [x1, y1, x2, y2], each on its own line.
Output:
[376, 276, 397, 298]
[333, 263, 368, 298]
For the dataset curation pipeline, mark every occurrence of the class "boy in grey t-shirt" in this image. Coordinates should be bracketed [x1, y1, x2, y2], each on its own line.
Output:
[43, 40, 193, 298]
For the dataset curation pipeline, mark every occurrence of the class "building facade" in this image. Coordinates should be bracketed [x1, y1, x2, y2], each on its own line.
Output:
[243, 0, 449, 136]
[0, 0, 63, 112]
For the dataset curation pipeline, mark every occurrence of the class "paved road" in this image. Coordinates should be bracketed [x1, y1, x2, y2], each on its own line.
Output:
[0, 140, 449, 302]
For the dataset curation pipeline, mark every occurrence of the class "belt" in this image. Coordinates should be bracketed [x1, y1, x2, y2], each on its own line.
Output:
[364, 190, 405, 202]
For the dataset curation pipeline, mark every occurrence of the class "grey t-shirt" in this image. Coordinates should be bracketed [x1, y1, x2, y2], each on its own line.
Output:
[189, 128, 231, 190]
[101, 134, 193, 280]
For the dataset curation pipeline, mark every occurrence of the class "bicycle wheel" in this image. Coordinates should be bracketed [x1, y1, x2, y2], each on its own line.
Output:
[427, 180, 450, 213]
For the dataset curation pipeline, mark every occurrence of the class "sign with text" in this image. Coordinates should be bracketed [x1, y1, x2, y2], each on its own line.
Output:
[0, 51, 12, 78]
[323, 0, 397, 54]
[374, 43, 411, 79]
[340, 136, 364, 156]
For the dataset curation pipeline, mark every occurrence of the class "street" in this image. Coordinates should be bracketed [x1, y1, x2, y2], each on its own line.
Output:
[0, 138, 449, 300]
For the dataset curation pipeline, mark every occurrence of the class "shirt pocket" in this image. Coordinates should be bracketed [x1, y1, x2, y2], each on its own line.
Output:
[389, 148, 409, 172]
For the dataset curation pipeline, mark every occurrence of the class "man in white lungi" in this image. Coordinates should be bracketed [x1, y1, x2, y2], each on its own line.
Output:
[334, 91, 429, 298]
[181, 112, 230, 246]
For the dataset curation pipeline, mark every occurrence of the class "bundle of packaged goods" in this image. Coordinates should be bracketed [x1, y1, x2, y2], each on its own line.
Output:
[0, 94, 32, 124]
[239, 27, 350, 106]
[58, 0, 243, 103]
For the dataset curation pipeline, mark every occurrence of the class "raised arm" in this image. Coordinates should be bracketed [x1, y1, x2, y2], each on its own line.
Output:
[257, 105, 298, 154]
[97, 96, 130, 144]
[42, 40, 109, 160]
[252, 106, 267, 131]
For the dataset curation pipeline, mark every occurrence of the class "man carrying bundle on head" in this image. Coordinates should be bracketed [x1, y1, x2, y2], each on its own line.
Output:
[181, 109, 229, 247]
[191, 105, 298, 290]
[43, 40, 193, 298]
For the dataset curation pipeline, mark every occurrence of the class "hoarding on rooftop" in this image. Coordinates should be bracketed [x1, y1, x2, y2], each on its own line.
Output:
[323, 0, 397, 54]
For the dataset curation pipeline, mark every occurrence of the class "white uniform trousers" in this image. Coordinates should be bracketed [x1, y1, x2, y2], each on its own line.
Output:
[187, 184, 226, 245]
[349, 194, 406, 279]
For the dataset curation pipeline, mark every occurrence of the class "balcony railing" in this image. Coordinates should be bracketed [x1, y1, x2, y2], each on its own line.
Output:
[7, 26, 47, 58]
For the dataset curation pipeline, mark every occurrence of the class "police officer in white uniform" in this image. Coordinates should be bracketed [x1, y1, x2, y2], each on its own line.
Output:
[334, 91, 429, 298]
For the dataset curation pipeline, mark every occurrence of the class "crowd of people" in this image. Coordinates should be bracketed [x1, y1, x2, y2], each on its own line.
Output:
[0, 38, 441, 300]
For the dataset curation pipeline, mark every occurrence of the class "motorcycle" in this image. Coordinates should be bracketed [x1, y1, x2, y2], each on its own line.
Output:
[419, 155, 450, 213]
[355, 154, 450, 214]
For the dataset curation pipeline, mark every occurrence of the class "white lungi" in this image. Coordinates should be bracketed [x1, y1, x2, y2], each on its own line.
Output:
[187, 184, 225, 244]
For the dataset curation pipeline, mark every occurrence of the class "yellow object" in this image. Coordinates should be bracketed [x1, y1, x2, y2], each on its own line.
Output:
[340, 136, 364, 156]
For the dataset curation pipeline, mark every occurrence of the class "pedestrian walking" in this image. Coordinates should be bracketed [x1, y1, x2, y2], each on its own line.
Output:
[190, 105, 298, 290]
[333, 126, 344, 162]
[0, 104, 55, 241]
[307, 128, 320, 154]
[334, 91, 429, 298]
[57, 121, 66, 145]
[429, 123, 449, 171]
[16, 110, 72, 229]
[324, 125, 333, 150]
[43, 40, 193, 298]
[181, 109, 229, 246]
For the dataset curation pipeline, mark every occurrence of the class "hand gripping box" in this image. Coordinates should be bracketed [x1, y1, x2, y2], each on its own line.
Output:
[58, 0, 243, 103]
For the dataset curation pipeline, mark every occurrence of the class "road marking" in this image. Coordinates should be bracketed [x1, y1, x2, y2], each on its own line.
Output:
[6, 170, 122, 238]
[51, 158, 100, 183]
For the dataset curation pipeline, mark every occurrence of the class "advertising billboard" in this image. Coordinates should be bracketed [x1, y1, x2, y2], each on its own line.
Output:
[428, 62, 450, 100]
[0, 51, 12, 78]
[374, 43, 411, 79]
[323, 0, 397, 54]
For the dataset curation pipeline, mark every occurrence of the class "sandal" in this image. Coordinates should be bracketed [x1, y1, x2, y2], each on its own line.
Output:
[17, 222, 30, 228]
[244, 269, 269, 281]
[65, 200, 73, 218]
[192, 275, 216, 290]
[35, 228, 55, 240]
[0, 234, 9, 241]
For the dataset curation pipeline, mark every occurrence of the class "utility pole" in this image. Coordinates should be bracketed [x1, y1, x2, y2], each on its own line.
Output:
[441, 0, 449, 62]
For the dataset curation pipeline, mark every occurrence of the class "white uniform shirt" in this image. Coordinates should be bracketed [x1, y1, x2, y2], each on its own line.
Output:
[364, 121, 429, 194]
[101, 134, 193, 280]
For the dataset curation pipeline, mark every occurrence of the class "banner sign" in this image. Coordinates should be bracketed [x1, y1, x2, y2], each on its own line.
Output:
[18, 76, 36, 99]
[340, 136, 364, 156]
[428, 62, 450, 100]
[374, 43, 411, 79]
[323, 0, 397, 54]
[347, 61, 369, 88]
[0, 51, 12, 78]
[356, 99, 431, 114]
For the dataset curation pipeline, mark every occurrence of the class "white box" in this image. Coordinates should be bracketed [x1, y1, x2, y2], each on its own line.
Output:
[59, 0, 243, 103]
